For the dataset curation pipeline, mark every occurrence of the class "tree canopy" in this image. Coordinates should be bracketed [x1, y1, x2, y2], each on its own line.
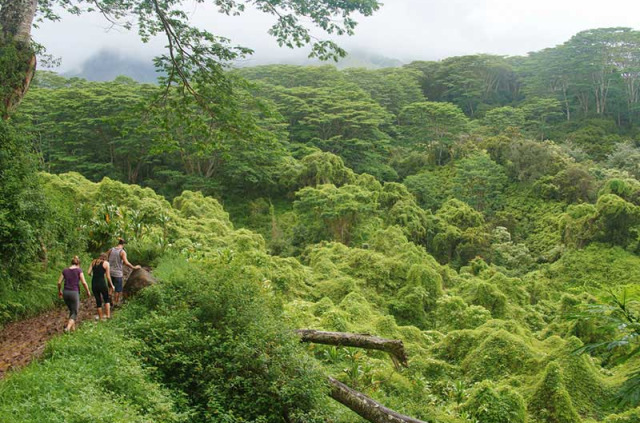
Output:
[0, 0, 382, 117]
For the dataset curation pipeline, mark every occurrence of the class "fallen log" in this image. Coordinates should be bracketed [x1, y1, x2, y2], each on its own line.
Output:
[296, 329, 408, 368]
[328, 377, 426, 423]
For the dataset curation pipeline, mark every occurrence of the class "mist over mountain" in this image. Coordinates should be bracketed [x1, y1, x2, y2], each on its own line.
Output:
[239, 48, 405, 69]
[64, 48, 404, 82]
[62, 50, 160, 83]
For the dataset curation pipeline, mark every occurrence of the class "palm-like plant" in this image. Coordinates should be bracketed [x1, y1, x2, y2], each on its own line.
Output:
[575, 289, 640, 407]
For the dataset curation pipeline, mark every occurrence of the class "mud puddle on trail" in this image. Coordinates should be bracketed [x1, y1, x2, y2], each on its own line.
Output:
[0, 296, 111, 379]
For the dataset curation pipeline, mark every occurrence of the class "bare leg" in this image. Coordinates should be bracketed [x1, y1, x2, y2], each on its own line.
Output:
[114, 292, 120, 306]
[105, 302, 111, 319]
[66, 318, 75, 332]
[97, 307, 104, 321]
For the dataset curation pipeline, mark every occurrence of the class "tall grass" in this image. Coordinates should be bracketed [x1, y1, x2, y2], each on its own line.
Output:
[0, 323, 182, 423]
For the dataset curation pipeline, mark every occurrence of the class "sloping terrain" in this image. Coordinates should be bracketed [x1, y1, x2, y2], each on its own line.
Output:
[0, 297, 97, 379]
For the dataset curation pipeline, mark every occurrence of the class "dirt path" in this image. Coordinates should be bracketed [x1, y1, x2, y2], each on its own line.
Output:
[0, 296, 108, 379]
[0, 266, 149, 380]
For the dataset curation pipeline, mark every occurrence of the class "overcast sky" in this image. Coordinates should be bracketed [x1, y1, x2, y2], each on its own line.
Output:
[33, 0, 640, 72]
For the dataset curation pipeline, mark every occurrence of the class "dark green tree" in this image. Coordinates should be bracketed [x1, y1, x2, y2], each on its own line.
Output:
[397, 101, 469, 165]
[453, 152, 508, 212]
[481, 106, 525, 135]
[342, 67, 424, 116]
[438, 55, 519, 116]
[521, 97, 563, 140]
[595, 193, 640, 245]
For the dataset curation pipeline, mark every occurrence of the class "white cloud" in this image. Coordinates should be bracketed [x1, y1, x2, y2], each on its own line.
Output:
[33, 0, 640, 72]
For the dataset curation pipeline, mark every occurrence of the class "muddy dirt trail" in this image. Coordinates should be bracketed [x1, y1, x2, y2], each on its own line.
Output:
[0, 296, 109, 379]
[0, 267, 152, 380]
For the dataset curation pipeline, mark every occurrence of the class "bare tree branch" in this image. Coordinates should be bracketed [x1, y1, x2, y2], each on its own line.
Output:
[296, 329, 408, 368]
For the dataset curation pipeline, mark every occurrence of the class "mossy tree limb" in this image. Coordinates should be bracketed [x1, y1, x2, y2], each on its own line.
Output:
[296, 329, 409, 367]
[328, 376, 427, 423]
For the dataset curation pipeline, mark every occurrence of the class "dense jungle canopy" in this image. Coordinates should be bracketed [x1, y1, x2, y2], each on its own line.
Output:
[1, 1, 640, 420]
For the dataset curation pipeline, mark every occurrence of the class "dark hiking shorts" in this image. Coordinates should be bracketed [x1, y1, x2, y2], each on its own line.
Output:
[112, 277, 123, 293]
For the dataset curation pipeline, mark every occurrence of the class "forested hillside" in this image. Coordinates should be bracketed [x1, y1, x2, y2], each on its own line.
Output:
[2, 27, 640, 423]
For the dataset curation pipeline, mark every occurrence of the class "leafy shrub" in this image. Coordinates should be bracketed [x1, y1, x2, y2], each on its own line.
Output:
[297, 151, 356, 187]
[126, 237, 165, 267]
[459, 280, 508, 318]
[452, 152, 508, 213]
[389, 264, 444, 328]
[462, 381, 526, 423]
[599, 178, 640, 202]
[554, 338, 616, 417]
[403, 168, 453, 211]
[124, 256, 330, 423]
[435, 295, 491, 330]
[528, 361, 581, 423]
[561, 203, 599, 248]
[546, 243, 640, 291]
[436, 199, 484, 229]
[462, 329, 538, 381]
[432, 329, 484, 363]
[595, 194, 640, 246]
[0, 121, 47, 282]
[294, 183, 376, 245]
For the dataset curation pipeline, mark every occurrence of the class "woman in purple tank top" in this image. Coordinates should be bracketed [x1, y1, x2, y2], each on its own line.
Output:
[57, 256, 91, 332]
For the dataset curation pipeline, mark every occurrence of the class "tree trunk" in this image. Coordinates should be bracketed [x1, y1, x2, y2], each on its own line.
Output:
[0, 0, 37, 44]
[0, 0, 38, 118]
[296, 330, 408, 368]
[562, 85, 571, 121]
[328, 377, 427, 423]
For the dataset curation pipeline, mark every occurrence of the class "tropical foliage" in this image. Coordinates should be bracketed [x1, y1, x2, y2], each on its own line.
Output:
[3, 27, 640, 423]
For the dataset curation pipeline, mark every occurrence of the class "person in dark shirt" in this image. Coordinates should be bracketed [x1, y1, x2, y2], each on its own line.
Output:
[88, 252, 115, 321]
[57, 256, 91, 332]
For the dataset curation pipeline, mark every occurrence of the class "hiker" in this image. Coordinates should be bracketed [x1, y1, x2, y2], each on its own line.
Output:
[57, 256, 91, 332]
[107, 238, 140, 307]
[88, 252, 115, 321]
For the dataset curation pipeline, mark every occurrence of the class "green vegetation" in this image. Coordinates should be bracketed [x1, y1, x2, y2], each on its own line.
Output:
[0, 325, 181, 423]
[3, 26, 640, 423]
